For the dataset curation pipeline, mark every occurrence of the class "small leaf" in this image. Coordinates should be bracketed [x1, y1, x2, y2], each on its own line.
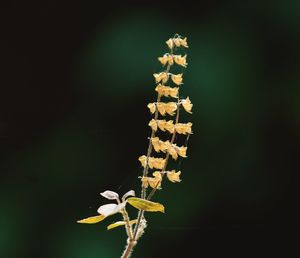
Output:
[77, 215, 106, 224]
[127, 197, 165, 213]
[100, 190, 119, 200]
[107, 219, 138, 230]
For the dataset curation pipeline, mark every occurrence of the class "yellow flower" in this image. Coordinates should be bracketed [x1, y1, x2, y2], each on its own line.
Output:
[166, 37, 188, 49]
[148, 119, 158, 131]
[147, 103, 156, 114]
[141, 172, 162, 189]
[156, 102, 166, 116]
[149, 157, 166, 169]
[169, 87, 179, 98]
[173, 54, 187, 67]
[138, 155, 147, 167]
[157, 120, 175, 133]
[181, 97, 193, 113]
[151, 137, 171, 153]
[173, 37, 181, 47]
[166, 38, 174, 49]
[158, 54, 173, 66]
[166, 170, 181, 183]
[175, 122, 193, 134]
[138, 156, 166, 169]
[168, 146, 178, 160]
[155, 85, 179, 98]
[174, 145, 187, 158]
[180, 37, 188, 48]
[164, 102, 177, 116]
[153, 72, 169, 84]
[171, 73, 183, 85]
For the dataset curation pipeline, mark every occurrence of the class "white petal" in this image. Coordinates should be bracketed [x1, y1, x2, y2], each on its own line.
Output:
[97, 203, 126, 216]
[122, 190, 135, 201]
[100, 190, 119, 200]
[97, 204, 118, 216]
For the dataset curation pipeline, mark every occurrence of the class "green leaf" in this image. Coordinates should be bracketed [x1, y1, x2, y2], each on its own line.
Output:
[127, 197, 165, 213]
[107, 219, 138, 230]
[77, 214, 106, 224]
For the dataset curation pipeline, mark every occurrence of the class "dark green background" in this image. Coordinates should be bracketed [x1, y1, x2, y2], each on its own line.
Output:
[1, 1, 299, 257]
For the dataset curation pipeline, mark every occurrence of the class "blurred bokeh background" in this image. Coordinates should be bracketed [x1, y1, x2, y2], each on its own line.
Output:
[1, 0, 299, 257]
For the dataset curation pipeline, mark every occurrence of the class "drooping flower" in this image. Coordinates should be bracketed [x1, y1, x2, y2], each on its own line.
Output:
[174, 122, 193, 135]
[141, 171, 162, 189]
[147, 103, 156, 114]
[173, 145, 187, 158]
[181, 97, 193, 113]
[179, 37, 188, 48]
[166, 38, 174, 49]
[138, 155, 166, 169]
[155, 85, 179, 98]
[166, 170, 182, 183]
[164, 102, 177, 116]
[151, 137, 171, 153]
[173, 54, 187, 67]
[158, 53, 173, 66]
[148, 119, 158, 131]
[153, 72, 169, 84]
[157, 119, 175, 133]
[171, 73, 183, 85]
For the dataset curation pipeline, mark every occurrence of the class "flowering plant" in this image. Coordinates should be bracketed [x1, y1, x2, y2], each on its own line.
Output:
[78, 34, 192, 258]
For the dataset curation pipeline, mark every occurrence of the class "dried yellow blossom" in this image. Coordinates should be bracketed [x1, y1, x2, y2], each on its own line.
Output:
[158, 120, 175, 133]
[138, 155, 147, 167]
[138, 155, 165, 169]
[166, 170, 181, 183]
[180, 37, 188, 48]
[174, 145, 187, 158]
[158, 54, 173, 66]
[148, 119, 158, 131]
[147, 103, 156, 114]
[181, 97, 193, 113]
[151, 137, 171, 153]
[155, 102, 177, 116]
[166, 37, 188, 49]
[173, 54, 187, 67]
[153, 72, 169, 84]
[166, 38, 174, 49]
[168, 146, 178, 160]
[175, 122, 193, 134]
[150, 157, 166, 169]
[173, 37, 181, 47]
[156, 102, 166, 115]
[141, 171, 162, 189]
[171, 74, 183, 85]
[164, 102, 177, 115]
[155, 85, 179, 98]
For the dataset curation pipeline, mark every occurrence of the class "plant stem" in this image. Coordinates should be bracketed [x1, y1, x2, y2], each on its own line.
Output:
[121, 208, 133, 241]
[125, 44, 177, 258]
[121, 239, 136, 258]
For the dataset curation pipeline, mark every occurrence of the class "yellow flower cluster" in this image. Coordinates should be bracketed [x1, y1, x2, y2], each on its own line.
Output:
[153, 72, 183, 85]
[139, 35, 192, 188]
[151, 137, 187, 160]
[147, 102, 178, 116]
[155, 85, 179, 98]
[148, 119, 193, 135]
[158, 54, 187, 67]
[138, 155, 166, 170]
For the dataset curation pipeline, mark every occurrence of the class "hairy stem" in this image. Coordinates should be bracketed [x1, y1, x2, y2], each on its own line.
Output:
[121, 208, 133, 240]
[121, 239, 136, 258]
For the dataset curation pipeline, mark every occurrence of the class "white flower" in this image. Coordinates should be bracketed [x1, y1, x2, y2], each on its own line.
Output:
[97, 190, 135, 217]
